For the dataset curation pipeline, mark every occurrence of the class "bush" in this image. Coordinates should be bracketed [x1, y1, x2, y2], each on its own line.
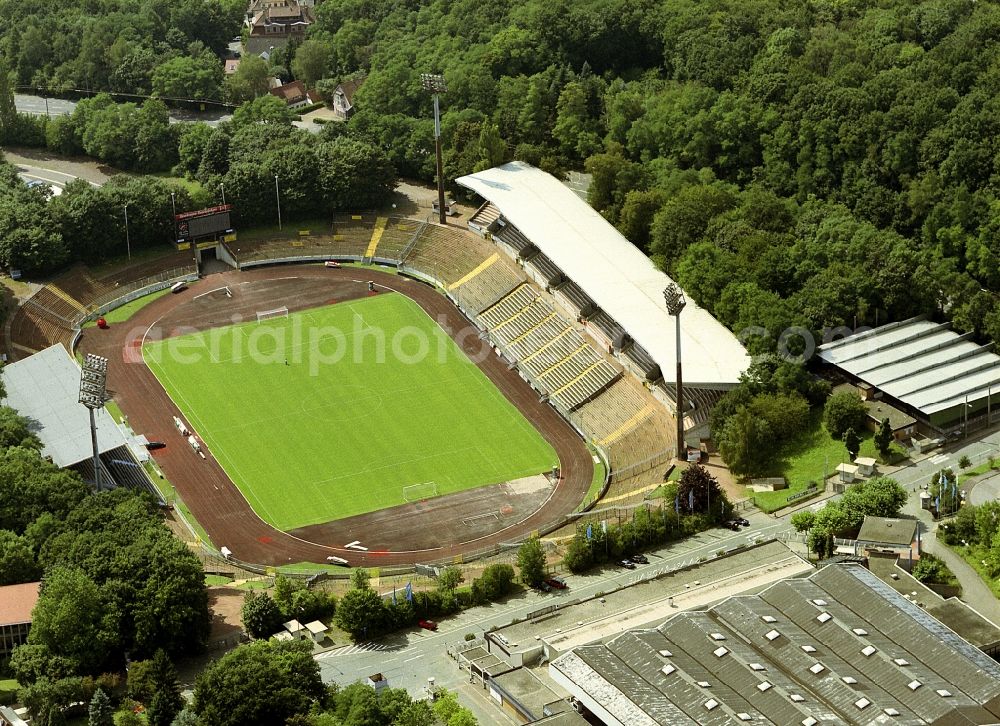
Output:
[959, 455, 971, 469]
[911, 553, 958, 586]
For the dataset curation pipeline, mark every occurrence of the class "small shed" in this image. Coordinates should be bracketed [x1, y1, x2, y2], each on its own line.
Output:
[854, 457, 877, 476]
[283, 619, 305, 639]
[367, 673, 389, 694]
[836, 463, 859, 483]
[271, 630, 294, 642]
[304, 620, 327, 642]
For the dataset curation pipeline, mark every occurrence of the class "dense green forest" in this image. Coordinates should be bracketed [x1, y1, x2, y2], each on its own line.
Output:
[301, 0, 1000, 350]
[1, 0, 999, 348]
[0, 0, 243, 100]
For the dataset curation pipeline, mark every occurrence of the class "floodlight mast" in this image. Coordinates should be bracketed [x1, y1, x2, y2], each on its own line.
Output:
[421, 73, 448, 225]
[663, 284, 687, 462]
[79, 354, 108, 491]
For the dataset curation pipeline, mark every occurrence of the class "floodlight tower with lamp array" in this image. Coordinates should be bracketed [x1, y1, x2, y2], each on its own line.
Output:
[79, 353, 109, 490]
[420, 73, 448, 225]
[663, 283, 687, 462]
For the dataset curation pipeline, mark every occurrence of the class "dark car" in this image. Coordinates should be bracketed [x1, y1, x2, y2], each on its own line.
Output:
[629, 554, 649, 565]
[545, 577, 568, 590]
[620, 560, 637, 569]
[145, 441, 167, 451]
[418, 620, 438, 631]
[539, 581, 553, 592]
[735, 517, 750, 527]
[723, 520, 741, 531]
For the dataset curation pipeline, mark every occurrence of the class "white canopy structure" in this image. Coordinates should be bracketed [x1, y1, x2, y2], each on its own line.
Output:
[456, 162, 750, 389]
[2, 344, 127, 467]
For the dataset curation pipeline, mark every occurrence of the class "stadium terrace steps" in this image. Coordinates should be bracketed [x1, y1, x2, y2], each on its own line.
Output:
[403, 224, 499, 285]
[25, 287, 86, 325]
[450, 255, 524, 314]
[375, 219, 424, 261]
[10, 305, 74, 354]
[332, 217, 379, 257]
[477, 285, 621, 411]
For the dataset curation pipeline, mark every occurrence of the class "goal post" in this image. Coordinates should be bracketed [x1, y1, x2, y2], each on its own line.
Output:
[256, 306, 289, 322]
[403, 481, 439, 502]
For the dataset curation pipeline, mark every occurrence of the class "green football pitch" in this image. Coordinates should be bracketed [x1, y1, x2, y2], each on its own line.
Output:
[143, 293, 557, 530]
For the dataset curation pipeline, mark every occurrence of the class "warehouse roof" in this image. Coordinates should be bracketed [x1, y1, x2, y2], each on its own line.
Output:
[818, 317, 1000, 417]
[549, 564, 1000, 725]
[856, 517, 917, 547]
[2, 344, 127, 467]
[456, 162, 751, 388]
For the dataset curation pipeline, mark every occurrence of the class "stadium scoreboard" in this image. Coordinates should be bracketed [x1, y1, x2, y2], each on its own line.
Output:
[175, 204, 233, 243]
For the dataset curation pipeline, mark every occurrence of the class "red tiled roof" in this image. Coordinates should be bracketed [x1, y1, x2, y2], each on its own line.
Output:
[268, 80, 309, 105]
[0, 582, 40, 626]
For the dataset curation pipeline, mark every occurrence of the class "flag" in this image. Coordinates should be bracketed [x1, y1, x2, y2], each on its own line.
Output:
[586, 523, 593, 540]
[674, 494, 680, 514]
[601, 520, 607, 534]
[392, 587, 397, 606]
[404, 581, 413, 603]
[688, 489, 694, 511]
[935, 496, 940, 510]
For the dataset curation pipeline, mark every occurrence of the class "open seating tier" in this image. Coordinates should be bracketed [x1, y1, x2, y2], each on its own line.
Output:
[374, 219, 424, 262]
[25, 287, 85, 325]
[403, 224, 495, 286]
[452, 259, 524, 314]
[10, 306, 74, 357]
[478, 284, 537, 328]
[331, 217, 378, 257]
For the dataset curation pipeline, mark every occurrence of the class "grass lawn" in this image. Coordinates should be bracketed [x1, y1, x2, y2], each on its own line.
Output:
[83, 288, 172, 328]
[948, 543, 1000, 600]
[143, 293, 557, 530]
[750, 411, 870, 512]
[150, 172, 205, 198]
[205, 574, 233, 586]
[575, 449, 607, 511]
[959, 458, 1000, 484]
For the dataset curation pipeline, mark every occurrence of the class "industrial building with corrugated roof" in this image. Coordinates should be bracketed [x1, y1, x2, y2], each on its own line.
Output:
[818, 316, 1000, 433]
[549, 563, 1000, 725]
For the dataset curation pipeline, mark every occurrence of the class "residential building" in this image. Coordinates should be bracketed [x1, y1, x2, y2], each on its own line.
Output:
[269, 80, 313, 108]
[331, 76, 365, 120]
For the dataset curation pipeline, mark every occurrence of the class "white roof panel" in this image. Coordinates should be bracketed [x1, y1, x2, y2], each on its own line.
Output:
[456, 162, 750, 388]
[819, 318, 1000, 419]
[2, 344, 127, 467]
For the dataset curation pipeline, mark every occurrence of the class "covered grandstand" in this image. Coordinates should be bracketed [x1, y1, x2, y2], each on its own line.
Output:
[1, 344, 160, 496]
[456, 161, 751, 425]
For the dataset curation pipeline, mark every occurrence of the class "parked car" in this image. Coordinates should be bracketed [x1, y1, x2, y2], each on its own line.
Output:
[539, 581, 553, 592]
[545, 577, 568, 590]
[734, 517, 750, 527]
[628, 554, 649, 565]
[723, 520, 741, 531]
[145, 441, 166, 450]
[418, 620, 438, 631]
[619, 560, 637, 569]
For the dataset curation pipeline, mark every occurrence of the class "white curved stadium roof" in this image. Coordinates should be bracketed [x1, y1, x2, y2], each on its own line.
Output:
[457, 162, 750, 388]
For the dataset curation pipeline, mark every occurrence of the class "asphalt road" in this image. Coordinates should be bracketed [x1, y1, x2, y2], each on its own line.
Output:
[315, 517, 791, 702]
[15, 164, 94, 192]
